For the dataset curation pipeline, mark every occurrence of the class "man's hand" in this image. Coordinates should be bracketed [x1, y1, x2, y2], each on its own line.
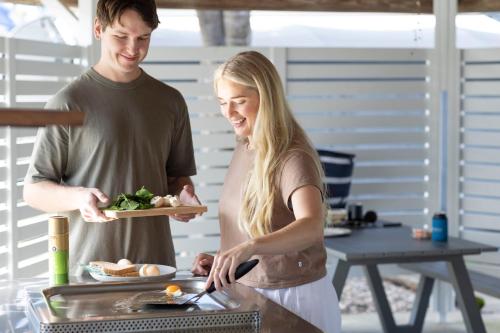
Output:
[172, 184, 203, 222]
[78, 187, 115, 222]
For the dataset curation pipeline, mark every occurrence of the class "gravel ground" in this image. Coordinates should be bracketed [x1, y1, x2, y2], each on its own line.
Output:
[339, 276, 416, 314]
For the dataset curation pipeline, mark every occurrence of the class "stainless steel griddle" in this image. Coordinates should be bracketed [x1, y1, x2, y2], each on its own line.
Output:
[25, 279, 260, 333]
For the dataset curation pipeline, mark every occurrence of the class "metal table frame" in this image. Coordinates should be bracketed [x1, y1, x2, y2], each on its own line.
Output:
[325, 226, 497, 333]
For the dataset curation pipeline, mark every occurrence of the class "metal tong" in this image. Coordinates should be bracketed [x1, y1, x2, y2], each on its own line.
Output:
[181, 259, 259, 305]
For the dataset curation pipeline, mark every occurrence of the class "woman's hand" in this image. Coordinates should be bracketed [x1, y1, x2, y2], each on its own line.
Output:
[191, 253, 214, 276]
[206, 241, 255, 291]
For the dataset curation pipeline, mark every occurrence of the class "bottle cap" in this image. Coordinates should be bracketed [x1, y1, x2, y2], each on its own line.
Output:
[48, 216, 69, 235]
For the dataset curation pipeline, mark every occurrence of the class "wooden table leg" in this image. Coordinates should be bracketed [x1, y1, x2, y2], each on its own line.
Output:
[447, 257, 486, 333]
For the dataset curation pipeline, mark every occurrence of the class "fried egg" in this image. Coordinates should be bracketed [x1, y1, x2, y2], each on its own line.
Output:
[165, 284, 182, 297]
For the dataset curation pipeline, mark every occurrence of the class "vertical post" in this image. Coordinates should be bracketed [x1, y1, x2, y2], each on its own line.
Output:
[4, 37, 18, 280]
[79, 0, 99, 68]
[270, 48, 287, 95]
[432, 0, 460, 323]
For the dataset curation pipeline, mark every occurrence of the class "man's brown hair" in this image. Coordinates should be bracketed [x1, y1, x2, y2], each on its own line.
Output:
[96, 0, 160, 31]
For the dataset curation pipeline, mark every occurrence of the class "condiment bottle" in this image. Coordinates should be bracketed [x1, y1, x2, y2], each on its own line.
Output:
[48, 216, 69, 285]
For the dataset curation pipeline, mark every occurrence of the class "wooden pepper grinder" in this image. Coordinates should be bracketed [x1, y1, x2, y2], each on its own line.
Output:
[48, 216, 69, 285]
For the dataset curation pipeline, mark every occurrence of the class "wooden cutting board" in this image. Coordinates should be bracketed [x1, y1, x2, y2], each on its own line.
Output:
[103, 205, 207, 218]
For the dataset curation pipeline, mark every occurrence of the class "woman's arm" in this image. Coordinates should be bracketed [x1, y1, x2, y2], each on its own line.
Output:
[207, 184, 324, 290]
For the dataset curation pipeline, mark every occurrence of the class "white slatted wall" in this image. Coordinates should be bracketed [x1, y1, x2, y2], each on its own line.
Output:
[1, 38, 82, 279]
[460, 48, 500, 276]
[0, 43, 433, 275]
[287, 49, 432, 226]
[0, 36, 6, 278]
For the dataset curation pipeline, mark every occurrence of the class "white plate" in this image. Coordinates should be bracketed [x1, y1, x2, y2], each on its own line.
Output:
[89, 264, 176, 282]
[324, 227, 352, 237]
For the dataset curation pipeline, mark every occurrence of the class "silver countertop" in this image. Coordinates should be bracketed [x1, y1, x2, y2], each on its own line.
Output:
[0, 274, 322, 333]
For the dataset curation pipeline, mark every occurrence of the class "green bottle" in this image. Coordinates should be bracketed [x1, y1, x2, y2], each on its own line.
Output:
[48, 216, 69, 285]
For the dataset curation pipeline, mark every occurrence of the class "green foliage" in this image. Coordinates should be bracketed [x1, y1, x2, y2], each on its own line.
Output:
[107, 186, 155, 211]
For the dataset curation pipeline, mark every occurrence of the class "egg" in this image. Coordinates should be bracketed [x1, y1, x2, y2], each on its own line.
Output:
[165, 284, 182, 297]
[139, 264, 160, 277]
[139, 264, 149, 277]
[146, 264, 160, 276]
[117, 258, 133, 266]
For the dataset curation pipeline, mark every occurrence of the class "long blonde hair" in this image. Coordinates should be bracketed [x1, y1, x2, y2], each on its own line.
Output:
[214, 51, 325, 238]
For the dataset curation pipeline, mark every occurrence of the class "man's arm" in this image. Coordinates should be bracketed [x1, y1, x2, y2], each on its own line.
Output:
[23, 181, 112, 221]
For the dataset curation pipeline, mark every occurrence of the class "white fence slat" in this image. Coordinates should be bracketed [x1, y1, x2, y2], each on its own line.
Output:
[463, 64, 500, 79]
[15, 59, 82, 77]
[195, 151, 233, 166]
[462, 181, 500, 198]
[142, 64, 215, 80]
[196, 185, 223, 201]
[191, 116, 229, 131]
[289, 98, 428, 113]
[146, 46, 270, 62]
[296, 115, 426, 129]
[16, 205, 45, 221]
[463, 114, 500, 130]
[287, 48, 429, 62]
[463, 131, 500, 147]
[356, 198, 426, 211]
[15, 81, 69, 96]
[17, 220, 46, 241]
[462, 98, 500, 112]
[288, 64, 429, 79]
[193, 134, 236, 149]
[187, 100, 219, 114]
[350, 182, 426, 196]
[462, 148, 500, 164]
[17, 240, 47, 263]
[288, 81, 429, 96]
[354, 165, 427, 178]
[12, 102, 46, 109]
[351, 148, 428, 162]
[461, 229, 500, 253]
[170, 219, 220, 236]
[308, 132, 427, 146]
[461, 197, 500, 215]
[175, 255, 198, 270]
[14, 38, 81, 58]
[462, 165, 500, 181]
[173, 235, 220, 255]
[463, 82, 500, 96]
[193, 168, 228, 182]
[463, 49, 500, 62]
[17, 258, 48, 278]
[462, 213, 500, 232]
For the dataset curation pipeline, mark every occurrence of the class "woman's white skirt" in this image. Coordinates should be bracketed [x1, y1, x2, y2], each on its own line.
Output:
[254, 274, 341, 333]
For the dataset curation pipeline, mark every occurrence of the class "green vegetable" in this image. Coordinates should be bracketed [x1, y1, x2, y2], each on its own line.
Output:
[107, 186, 155, 211]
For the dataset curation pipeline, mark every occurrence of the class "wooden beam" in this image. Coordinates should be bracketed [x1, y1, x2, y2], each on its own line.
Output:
[7, 0, 434, 13]
[153, 0, 433, 13]
[7, 0, 500, 14]
[459, 0, 500, 12]
[0, 109, 85, 127]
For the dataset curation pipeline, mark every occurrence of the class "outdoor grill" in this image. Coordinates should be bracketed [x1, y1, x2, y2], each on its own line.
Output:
[25, 279, 260, 333]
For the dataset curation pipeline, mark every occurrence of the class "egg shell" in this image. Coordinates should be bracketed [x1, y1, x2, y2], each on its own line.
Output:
[146, 264, 160, 276]
[117, 258, 133, 266]
[139, 264, 149, 277]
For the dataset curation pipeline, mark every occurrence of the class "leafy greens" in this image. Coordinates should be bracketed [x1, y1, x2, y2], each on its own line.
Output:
[107, 186, 155, 211]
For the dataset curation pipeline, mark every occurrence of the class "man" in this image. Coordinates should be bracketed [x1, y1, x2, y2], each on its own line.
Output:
[23, 0, 200, 274]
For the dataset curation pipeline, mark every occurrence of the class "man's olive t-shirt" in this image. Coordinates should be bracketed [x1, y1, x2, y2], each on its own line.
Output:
[25, 68, 196, 274]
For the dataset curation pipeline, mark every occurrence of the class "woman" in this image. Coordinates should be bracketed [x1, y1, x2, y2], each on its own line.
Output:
[191, 51, 341, 333]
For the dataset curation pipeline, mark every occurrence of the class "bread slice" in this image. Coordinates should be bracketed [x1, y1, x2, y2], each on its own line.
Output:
[89, 261, 137, 275]
[112, 271, 140, 277]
